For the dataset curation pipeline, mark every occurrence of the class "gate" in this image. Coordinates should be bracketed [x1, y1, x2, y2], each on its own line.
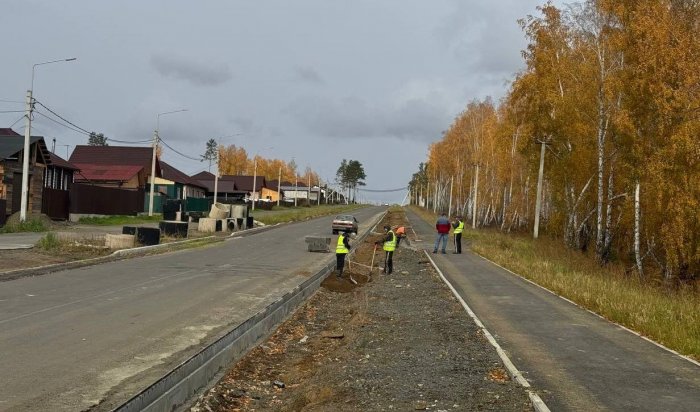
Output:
[42, 188, 70, 220]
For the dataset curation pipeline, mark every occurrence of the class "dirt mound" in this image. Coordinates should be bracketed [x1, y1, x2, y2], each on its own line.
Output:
[321, 270, 371, 293]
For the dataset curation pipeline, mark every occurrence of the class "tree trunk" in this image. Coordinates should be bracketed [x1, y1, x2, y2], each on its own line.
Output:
[533, 141, 546, 239]
[595, 85, 609, 262]
[634, 181, 643, 276]
[603, 162, 615, 261]
[472, 164, 479, 229]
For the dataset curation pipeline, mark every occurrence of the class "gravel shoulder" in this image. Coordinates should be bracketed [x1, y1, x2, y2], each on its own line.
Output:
[191, 211, 532, 411]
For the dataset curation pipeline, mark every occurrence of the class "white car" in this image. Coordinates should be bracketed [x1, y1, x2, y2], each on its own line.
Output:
[332, 214, 359, 234]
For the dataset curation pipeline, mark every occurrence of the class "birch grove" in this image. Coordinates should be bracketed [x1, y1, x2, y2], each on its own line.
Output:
[409, 0, 700, 282]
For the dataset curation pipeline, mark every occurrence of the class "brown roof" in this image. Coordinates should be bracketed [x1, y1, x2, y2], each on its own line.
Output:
[0, 128, 21, 136]
[191, 170, 216, 181]
[48, 152, 79, 170]
[74, 164, 143, 182]
[69, 145, 161, 177]
[160, 161, 206, 189]
[222, 175, 266, 192]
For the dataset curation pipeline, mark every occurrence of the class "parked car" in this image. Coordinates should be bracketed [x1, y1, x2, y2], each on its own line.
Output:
[332, 214, 359, 234]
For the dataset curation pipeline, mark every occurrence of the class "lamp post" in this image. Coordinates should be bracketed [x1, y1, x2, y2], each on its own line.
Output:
[20, 58, 77, 222]
[149, 109, 187, 216]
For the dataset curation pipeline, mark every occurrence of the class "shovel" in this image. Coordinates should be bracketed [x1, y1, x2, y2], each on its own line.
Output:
[368, 244, 378, 278]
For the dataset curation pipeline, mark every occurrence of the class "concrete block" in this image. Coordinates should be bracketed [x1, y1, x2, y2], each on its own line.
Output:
[209, 203, 230, 219]
[106, 234, 135, 249]
[305, 236, 331, 252]
[198, 218, 223, 233]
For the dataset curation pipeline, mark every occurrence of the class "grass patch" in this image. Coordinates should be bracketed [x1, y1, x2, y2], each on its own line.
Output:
[253, 204, 365, 226]
[36, 232, 60, 250]
[78, 214, 163, 226]
[0, 216, 49, 233]
[409, 205, 700, 361]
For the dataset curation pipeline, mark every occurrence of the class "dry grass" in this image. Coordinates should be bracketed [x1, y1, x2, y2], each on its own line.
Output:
[409, 206, 700, 361]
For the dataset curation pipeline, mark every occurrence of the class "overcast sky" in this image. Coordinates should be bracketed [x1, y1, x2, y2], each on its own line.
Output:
[1, 0, 561, 204]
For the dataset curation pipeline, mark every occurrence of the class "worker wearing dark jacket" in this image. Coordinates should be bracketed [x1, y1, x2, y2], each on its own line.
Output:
[452, 216, 464, 254]
[336, 230, 351, 278]
[376, 225, 396, 274]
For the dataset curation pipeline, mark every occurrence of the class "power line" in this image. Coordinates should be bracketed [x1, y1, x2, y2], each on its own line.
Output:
[357, 186, 408, 193]
[159, 137, 201, 161]
[9, 115, 24, 128]
[34, 100, 92, 135]
[34, 110, 90, 136]
[0, 110, 25, 114]
[106, 137, 152, 144]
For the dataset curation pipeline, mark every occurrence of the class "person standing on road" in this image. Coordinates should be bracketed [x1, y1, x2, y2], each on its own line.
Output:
[336, 230, 351, 278]
[376, 225, 396, 274]
[452, 215, 464, 254]
[433, 212, 450, 254]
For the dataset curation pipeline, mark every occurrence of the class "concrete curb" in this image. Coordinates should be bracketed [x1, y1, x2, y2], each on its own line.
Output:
[424, 251, 550, 412]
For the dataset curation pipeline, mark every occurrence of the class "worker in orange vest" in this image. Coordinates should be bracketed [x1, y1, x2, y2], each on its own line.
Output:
[395, 225, 406, 248]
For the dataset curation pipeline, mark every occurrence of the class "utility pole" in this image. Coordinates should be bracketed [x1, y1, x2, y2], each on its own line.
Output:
[252, 157, 257, 211]
[294, 175, 298, 207]
[20, 57, 76, 221]
[277, 166, 281, 207]
[148, 129, 158, 216]
[213, 146, 219, 205]
[533, 141, 546, 239]
[19, 90, 33, 222]
[307, 174, 311, 206]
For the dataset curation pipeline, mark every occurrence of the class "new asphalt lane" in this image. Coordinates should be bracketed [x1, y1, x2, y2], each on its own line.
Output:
[406, 208, 700, 411]
[0, 206, 384, 411]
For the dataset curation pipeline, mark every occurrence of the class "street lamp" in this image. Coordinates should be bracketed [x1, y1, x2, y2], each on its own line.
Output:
[20, 57, 77, 221]
[149, 109, 188, 216]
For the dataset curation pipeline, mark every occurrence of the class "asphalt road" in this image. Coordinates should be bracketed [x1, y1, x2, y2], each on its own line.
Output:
[406, 208, 700, 411]
[0, 206, 384, 411]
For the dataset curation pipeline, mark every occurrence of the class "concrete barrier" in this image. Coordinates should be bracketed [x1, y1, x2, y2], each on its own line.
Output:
[105, 234, 135, 249]
[304, 236, 331, 252]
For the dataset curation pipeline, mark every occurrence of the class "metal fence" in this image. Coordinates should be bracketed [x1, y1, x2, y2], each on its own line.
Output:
[70, 183, 145, 216]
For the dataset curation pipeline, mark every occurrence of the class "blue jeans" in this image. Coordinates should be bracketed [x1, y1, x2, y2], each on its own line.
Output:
[434, 233, 448, 252]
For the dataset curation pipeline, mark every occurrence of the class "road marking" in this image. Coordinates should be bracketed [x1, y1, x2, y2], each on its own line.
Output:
[424, 251, 551, 412]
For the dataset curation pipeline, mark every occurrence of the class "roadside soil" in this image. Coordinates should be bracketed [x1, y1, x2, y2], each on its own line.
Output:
[0, 224, 219, 273]
[191, 210, 532, 411]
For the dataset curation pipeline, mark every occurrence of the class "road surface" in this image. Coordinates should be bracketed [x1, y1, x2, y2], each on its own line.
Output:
[406, 208, 700, 412]
[0, 206, 383, 411]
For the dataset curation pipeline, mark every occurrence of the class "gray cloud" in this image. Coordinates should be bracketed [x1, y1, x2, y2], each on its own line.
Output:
[293, 66, 325, 85]
[150, 53, 232, 87]
[285, 94, 450, 142]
